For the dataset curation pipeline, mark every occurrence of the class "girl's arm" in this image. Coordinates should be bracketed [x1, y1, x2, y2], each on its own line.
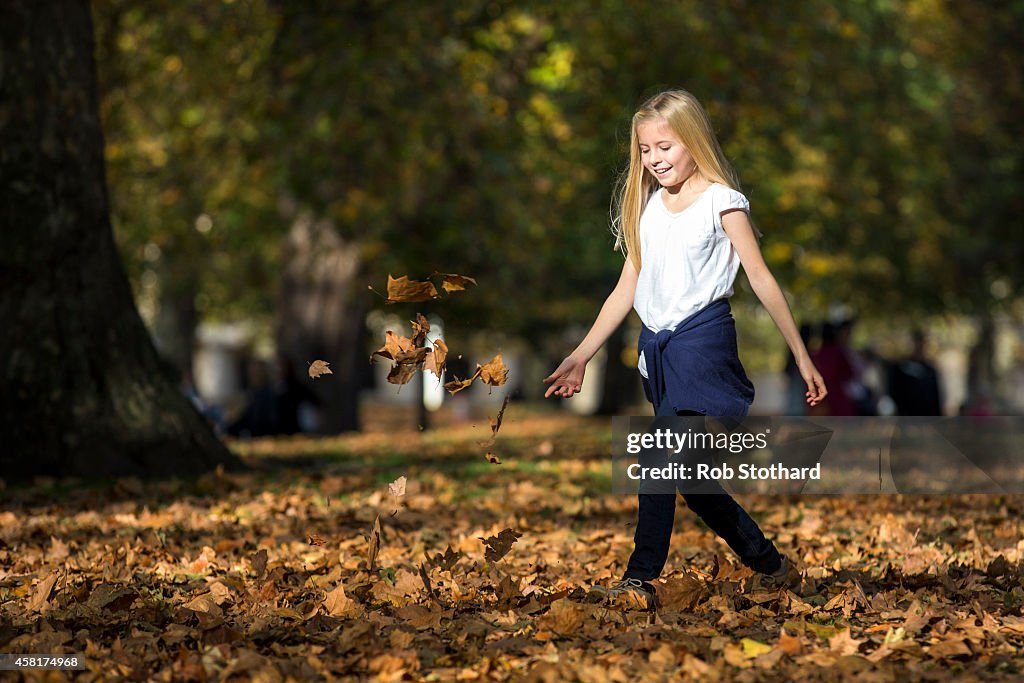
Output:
[543, 258, 639, 398]
[721, 210, 828, 406]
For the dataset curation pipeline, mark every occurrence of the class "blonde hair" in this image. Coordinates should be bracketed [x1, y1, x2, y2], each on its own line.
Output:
[611, 89, 754, 273]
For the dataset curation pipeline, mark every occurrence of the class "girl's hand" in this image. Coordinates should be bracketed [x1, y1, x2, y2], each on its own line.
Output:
[543, 356, 586, 398]
[799, 360, 828, 406]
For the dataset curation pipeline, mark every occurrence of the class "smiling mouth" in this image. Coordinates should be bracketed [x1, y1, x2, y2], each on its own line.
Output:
[653, 167, 671, 176]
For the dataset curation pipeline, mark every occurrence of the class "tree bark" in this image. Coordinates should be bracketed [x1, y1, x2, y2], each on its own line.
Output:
[276, 212, 366, 433]
[0, 1, 239, 481]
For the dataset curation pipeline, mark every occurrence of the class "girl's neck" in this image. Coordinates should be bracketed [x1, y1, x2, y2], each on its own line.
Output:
[663, 171, 711, 196]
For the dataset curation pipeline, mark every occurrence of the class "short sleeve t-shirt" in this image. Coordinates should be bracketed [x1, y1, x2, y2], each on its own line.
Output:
[634, 183, 750, 378]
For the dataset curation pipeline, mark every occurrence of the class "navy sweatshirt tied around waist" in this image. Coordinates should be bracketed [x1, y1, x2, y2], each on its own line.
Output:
[638, 298, 755, 417]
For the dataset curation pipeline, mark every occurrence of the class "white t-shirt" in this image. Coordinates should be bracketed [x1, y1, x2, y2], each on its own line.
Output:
[635, 182, 750, 378]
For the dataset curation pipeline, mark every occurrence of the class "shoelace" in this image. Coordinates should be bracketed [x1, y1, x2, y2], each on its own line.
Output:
[611, 578, 648, 592]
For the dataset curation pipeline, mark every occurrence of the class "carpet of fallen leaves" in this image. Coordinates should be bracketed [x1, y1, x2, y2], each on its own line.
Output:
[2, 404, 1024, 681]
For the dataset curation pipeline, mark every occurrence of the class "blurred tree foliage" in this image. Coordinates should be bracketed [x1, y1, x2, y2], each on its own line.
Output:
[93, 0, 1021, 411]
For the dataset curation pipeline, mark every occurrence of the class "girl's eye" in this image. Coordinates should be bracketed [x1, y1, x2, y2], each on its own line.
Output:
[660, 146, 671, 151]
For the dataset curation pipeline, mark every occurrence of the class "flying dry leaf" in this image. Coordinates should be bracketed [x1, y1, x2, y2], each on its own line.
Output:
[479, 352, 509, 387]
[410, 313, 430, 347]
[307, 534, 327, 547]
[386, 274, 438, 303]
[485, 452, 501, 464]
[436, 272, 478, 293]
[393, 347, 429, 365]
[444, 367, 482, 395]
[479, 528, 522, 563]
[388, 475, 407, 498]
[478, 395, 511, 448]
[371, 330, 417, 363]
[387, 363, 418, 386]
[308, 359, 332, 379]
[368, 515, 382, 571]
[425, 545, 462, 571]
[423, 339, 448, 379]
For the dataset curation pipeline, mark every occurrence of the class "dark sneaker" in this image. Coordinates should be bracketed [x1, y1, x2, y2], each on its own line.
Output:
[750, 555, 802, 592]
[587, 578, 657, 610]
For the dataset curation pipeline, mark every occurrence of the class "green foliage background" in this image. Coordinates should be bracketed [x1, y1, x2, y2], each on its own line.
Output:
[93, 0, 1023, 372]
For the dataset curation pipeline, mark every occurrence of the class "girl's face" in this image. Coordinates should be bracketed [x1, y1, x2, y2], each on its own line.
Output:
[636, 118, 697, 189]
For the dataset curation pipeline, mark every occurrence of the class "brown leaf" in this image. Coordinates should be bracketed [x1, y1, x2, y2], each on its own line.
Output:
[656, 572, 705, 612]
[307, 535, 327, 547]
[250, 549, 268, 580]
[28, 571, 58, 612]
[777, 627, 804, 656]
[444, 367, 481, 395]
[387, 363, 419, 386]
[308, 359, 333, 379]
[485, 452, 501, 464]
[828, 628, 864, 656]
[324, 582, 360, 617]
[371, 330, 416, 363]
[425, 545, 462, 571]
[478, 395, 511, 448]
[436, 272, 477, 293]
[409, 313, 430, 347]
[479, 352, 509, 387]
[423, 339, 448, 379]
[393, 347, 429, 366]
[386, 274, 438, 303]
[479, 528, 522, 563]
[928, 637, 972, 659]
[388, 476, 407, 498]
[367, 515, 382, 571]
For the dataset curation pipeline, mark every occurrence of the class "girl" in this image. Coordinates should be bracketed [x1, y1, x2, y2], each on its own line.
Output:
[543, 89, 827, 610]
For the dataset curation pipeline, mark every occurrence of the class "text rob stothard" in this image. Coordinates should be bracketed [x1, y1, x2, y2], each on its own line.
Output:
[625, 427, 769, 455]
[626, 462, 822, 481]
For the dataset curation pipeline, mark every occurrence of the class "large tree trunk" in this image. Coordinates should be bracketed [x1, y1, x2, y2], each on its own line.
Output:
[0, 1, 238, 481]
[276, 212, 366, 433]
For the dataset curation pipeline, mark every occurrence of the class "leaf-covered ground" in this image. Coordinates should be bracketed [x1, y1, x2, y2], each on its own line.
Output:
[2, 405, 1024, 681]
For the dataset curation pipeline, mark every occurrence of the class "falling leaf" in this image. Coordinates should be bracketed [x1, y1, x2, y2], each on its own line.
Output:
[308, 359, 332, 379]
[479, 528, 522, 562]
[425, 545, 462, 571]
[435, 272, 477, 293]
[485, 452, 501, 464]
[478, 395, 511, 448]
[444, 367, 482, 395]
[409, 313, 430, 347]
[387, 363, 418, 386]
[368, 515, 382, 571]
[423, 339, 448, 379]
[388, 476, 407, 498]
[479, 352, 509, 387]
[371, 330, 417, 363]
[386, 274, 438, 303]
[307, 534, 327, 547]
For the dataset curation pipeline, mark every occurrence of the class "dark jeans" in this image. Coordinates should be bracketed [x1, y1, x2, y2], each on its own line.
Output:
[623, 398, 782, 581]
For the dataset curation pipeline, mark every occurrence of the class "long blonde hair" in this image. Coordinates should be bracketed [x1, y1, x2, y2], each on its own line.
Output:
[611, 89, 750, 273]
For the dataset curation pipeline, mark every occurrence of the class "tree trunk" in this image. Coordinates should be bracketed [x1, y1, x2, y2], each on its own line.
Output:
[276, 212, 366, 433]
[0, 1, 238, 482]
[596, 326, 635, 415]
